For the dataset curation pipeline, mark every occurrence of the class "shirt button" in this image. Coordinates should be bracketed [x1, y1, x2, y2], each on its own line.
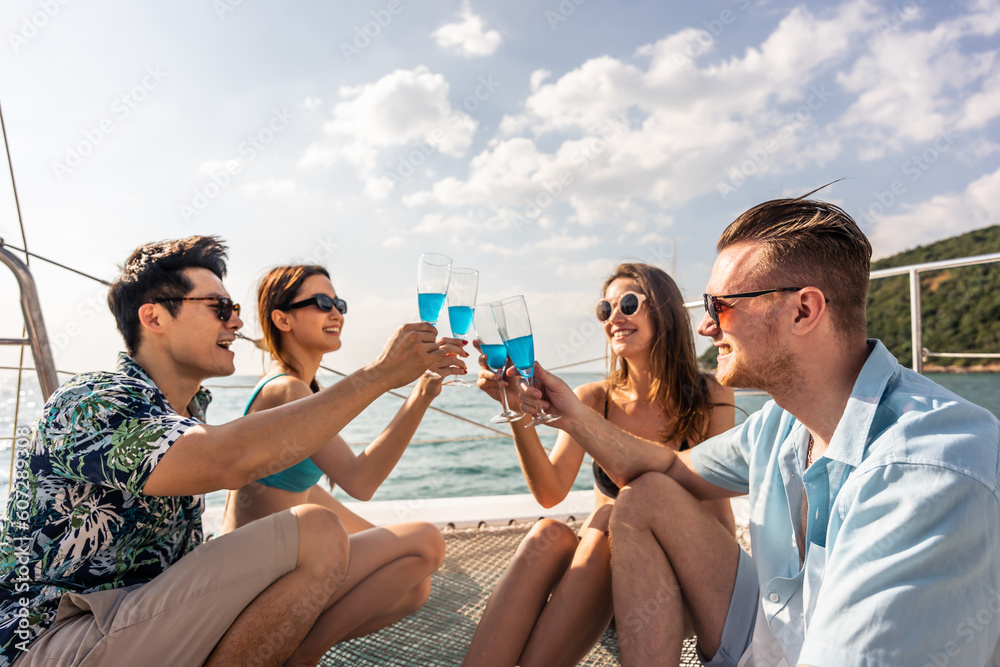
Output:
[769, 593, 780, 603]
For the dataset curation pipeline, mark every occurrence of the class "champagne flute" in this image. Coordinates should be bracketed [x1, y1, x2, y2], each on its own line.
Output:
[443, 268, 478, 387]
[473, 304, 523, 423]
[491, 295, 559, 427]
[417, 253, 452, 379]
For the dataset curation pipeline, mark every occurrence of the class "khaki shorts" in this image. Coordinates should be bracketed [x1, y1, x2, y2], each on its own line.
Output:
[15, 509, 298, 667]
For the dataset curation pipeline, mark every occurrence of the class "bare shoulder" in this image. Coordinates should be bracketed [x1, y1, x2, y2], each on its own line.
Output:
[574, 381, 607, 411]
[703, 372, 733, 404]
[248, 374, 313, 412]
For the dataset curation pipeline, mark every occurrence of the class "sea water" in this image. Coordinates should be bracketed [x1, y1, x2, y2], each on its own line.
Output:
[3, 371, 1000, 509]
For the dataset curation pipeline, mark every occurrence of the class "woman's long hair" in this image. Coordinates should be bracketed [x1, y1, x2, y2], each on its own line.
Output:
[257, 265, 330, 393]
[604, 263, 715, 445]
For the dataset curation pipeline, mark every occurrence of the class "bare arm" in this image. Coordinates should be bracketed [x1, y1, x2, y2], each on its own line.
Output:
[516, 363, 740, 501]
[142, 323, 453, 496]
[313, 364, 459, 501]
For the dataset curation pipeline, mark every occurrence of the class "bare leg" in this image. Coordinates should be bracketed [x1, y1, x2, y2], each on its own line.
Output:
[519, 504, 615, 667]
[462, 519, 580, 667]
[610, 473, 741, 666]
[306, 484, 376, 533]
[286, 521, 446, 665]
[205, 504, 350, 667]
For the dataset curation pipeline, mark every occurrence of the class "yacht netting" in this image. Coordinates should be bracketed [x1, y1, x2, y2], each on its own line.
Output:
[321, 520, 709, 666]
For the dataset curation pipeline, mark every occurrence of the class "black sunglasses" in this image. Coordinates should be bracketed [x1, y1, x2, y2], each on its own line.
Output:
[702, 288, 803, 328]
[152, 296, 241, 321]
[285, 293, 347, 315]
[596, 291, 647, 322]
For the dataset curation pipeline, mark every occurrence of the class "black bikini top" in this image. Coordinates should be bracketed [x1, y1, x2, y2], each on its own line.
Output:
[592, 390, 688, 499]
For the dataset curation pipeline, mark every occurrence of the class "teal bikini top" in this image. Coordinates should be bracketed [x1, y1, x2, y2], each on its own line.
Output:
[249, 374, 325, 493]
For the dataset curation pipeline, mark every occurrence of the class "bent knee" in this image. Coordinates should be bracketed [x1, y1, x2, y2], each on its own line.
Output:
[291, 504, 349, 577]
[515, 518, 578, 561]
[411, 522, 446, 571]
[404, 575, 434, 613]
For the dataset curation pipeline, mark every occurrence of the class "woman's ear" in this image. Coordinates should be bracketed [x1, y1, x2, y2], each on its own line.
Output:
[271, 308, 292, 333]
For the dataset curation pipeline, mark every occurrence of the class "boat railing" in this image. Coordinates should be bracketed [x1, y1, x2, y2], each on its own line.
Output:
[0, 239, 58, 400]
[683, 251, 1000, 374]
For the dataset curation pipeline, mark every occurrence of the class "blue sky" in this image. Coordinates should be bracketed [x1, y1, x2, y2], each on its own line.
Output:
[1, 0, 998, 379]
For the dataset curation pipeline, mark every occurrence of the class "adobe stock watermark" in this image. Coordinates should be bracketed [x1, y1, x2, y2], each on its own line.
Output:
[213, 0, 247, 20]
[178, 107, 296, 222]
[716, 84, 833, 201]
[924, 588, 1000, 667]
[856, 126, 959, 229]
[672, 0, 752, 70]
[8, 0, 72, 54]
[339, 0, 409, 63]
[51, 66, 168, 182]
[379, 75, 501, 193]
[9, 428, 34, 653]
[879, 0, 928, 35]
[507, 117, 627, 233]
[545, 0, 589, 31]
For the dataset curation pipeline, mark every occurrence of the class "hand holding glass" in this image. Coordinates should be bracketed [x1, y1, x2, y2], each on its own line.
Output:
[417, 253, 452, 379]
[443, 268, 478, 387]
[491, 296, 559, 427]
[473, 304, 523, 423]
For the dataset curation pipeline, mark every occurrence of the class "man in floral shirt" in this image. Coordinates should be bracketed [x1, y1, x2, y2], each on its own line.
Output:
[0, 236, 458, 666]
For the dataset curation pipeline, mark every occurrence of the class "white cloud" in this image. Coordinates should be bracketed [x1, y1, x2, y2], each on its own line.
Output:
[867, 166, 1000, 258]
[535, 232, 600, 251]
[418, 0, 883, 227]
[297, 67, 477, 195]
[432, 1, 502, 58]
[240, 179, 297, 197]
[834, 1, 1000, 159]
[382, 235, 404, 248]
[303, 96, 323, 110]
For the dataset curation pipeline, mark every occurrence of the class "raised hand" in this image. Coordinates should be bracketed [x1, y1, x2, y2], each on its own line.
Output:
[371, 323, 444, 389]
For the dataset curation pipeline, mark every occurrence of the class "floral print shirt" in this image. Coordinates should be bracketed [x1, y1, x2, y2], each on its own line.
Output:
[0, 354, 210, 666]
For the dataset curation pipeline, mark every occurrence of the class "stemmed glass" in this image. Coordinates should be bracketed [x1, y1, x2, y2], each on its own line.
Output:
[443, 268, 478, 387]
[417, 253, 452, 379]
[491, 296, 560, 427]
[473, 304, 523, 423]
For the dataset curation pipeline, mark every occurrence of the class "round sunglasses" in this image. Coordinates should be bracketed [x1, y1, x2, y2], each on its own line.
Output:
[596, 291, 647, 322]
[285, 293, 347, 315]
[152, 296, 240, 321]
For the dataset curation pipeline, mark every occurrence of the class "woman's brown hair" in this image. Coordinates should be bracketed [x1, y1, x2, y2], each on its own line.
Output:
[604, 263, 716, 445]
[257, 265, 331, 393]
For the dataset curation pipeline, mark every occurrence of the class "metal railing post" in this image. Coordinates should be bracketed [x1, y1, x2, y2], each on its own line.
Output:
[909, 269, 923, 374]
[0, 243, 59, 400]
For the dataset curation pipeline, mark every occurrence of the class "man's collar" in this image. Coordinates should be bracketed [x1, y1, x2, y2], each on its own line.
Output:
[116, 352, 213, 419]
[821, 339, 897, 467]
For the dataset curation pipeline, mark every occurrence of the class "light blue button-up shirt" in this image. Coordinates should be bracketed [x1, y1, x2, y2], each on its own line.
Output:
[691, 340, 1000, 666]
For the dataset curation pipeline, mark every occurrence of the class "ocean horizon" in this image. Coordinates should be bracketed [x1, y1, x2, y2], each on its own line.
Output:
[2, 369, 999, 510]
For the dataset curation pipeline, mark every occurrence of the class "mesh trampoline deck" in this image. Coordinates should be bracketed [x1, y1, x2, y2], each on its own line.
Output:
[321, 520, 706, 666]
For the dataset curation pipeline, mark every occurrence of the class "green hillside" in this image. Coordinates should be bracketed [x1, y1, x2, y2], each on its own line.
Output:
[699, 225, 1000, 370]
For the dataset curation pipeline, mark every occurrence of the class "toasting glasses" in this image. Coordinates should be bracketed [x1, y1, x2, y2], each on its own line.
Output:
[443, 268, 479, 387]
[473, 304, 523, 423]
[417, 253, 452, 379]
[491, 296, 559, 427]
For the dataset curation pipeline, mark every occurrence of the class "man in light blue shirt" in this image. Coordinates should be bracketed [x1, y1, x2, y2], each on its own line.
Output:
[516, 195, 1000, 666]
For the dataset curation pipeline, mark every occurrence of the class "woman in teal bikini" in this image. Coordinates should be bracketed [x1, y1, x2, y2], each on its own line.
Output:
[219, 264, 465, 660]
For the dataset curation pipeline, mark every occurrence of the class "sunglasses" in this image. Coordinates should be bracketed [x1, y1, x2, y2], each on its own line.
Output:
[152, 296, 241, 321]
[285, 293, 347, 315]
[702, 288, 802, 328]
[596, 291, 647, 322]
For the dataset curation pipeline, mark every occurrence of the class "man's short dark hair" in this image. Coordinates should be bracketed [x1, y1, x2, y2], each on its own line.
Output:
[108, 236, 229, 354]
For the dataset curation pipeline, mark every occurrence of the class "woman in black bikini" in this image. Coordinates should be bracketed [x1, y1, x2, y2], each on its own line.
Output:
[464, 263, 735, 667]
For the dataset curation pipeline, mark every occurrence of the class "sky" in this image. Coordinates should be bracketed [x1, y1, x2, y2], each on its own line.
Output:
[1, 0, 999, 381]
